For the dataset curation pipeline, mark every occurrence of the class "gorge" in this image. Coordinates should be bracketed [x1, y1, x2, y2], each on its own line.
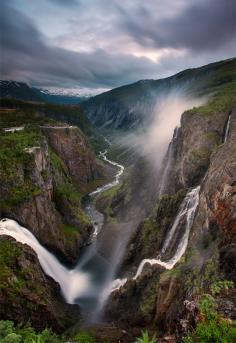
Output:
[0, 58, 236, 342]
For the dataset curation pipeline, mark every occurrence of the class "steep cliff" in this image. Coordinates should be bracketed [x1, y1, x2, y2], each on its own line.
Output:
[105, 105, 236, 341]
[0, 106, 109, 263]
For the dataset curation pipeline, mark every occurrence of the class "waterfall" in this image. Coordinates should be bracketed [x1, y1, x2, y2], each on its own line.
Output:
[134, 185, 200, 277]
[224, 115, 231, 143]
[0, 145, 125, 318]
[159, 127, 179, 196]
[110, 185, 200, 292]
[0, 218, 92, 304]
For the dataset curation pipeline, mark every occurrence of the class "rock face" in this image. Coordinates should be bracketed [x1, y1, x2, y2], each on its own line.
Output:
[0, 236, 80, 332]
[41, 126, 100, 191]
[11, 142, 68, 259]
[169, 110, 228, 190]
[0, 123, 108, 264]
[105, 107, 236, 337]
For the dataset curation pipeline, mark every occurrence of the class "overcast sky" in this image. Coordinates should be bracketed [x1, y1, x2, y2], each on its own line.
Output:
[1, 0, 236, 89]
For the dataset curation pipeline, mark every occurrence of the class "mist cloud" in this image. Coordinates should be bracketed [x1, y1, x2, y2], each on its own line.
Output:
[121, 90, 207, 169]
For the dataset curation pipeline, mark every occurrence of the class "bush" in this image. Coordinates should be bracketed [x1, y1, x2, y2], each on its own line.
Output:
[0, 321, 62, 343]
[183, 288, 236, 343]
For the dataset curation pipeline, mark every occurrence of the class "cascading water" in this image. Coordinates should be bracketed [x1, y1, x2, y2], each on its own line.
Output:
[110, 185, 200, 291]
[0, 218, 91, 304]
[0, 145, 125, 319]
[158, 127, 179, 196]
[224, 114, 231, 143]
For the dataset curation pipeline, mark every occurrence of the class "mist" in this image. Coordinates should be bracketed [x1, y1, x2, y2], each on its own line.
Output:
[120, 89, 207, 169]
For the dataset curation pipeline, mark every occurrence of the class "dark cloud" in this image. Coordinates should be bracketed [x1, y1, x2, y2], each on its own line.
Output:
[120, 0, 236, 51]
[0, 1, 158, 87]
[0, 0, 235, 88]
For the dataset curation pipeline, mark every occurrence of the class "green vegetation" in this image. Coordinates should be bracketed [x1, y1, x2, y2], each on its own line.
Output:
[189, 148, 210, 166]
[138, 189, 186, 257]
[183, 280, 236, 343]
[136, 331, 156, 343]
[0, 112, 44, 210]
[0, 321, 99, 343]
[0, 239, 46, 303]
[0, 321, 62, 343]
[0, 98, 105, 152]
[188, 60, 236, 116]
[74, 331, 96, 343]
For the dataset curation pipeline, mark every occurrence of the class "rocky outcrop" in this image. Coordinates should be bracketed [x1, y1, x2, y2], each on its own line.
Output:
[41, 125, 101, 191]
[4, 141, 68, 257]
[0, 236, 80, 332]
[0, 124, 108, 264]
[166, 109, 229, 192]
[105, 107, 236, 338]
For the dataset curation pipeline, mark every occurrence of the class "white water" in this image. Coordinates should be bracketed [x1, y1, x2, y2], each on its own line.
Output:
[134, 186, 200, 277]
[0, 219, 91, 304]
[159, 127, 179, 196]
[0, 145, 125, 309]
[224, 115, 231, 143]
[110, 185, 200, 292]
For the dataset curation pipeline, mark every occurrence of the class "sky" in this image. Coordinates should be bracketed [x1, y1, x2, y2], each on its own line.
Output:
[1, 0, 236, 90]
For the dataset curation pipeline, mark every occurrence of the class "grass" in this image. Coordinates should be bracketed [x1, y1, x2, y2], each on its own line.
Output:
[0, 128, 43, 210]
[0, 239, 45, 302]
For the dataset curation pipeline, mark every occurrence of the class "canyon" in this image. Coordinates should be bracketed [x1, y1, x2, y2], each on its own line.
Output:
[0, 58, 235, 342]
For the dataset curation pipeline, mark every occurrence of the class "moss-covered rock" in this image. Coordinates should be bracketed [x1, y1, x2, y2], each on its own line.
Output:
[0, 236, 81, 332]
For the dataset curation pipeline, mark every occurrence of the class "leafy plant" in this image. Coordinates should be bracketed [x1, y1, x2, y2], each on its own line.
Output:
[136, 330, 156, 343]
[210, 280, 234, 296]
[1, 333, 21, 343]
[0, 321, 62, 343]
[183, 287, 236, 343]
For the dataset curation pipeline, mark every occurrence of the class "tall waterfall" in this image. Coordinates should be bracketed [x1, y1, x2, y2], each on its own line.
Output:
[224, 114, 231, 143]
[0, 218, 91, 304]
[134, 186, 200, 277]
[158, 127, 179, 196]
[0, 146, 125, 319]
[110, 185, 200, 291]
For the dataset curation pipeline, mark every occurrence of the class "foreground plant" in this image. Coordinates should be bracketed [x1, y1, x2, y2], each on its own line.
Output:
[183, 282, 236, 343]
[136, 330, 156, 343]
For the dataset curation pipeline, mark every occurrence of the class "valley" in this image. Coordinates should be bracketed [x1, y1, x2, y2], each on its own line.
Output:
[0, 58, 236, 342]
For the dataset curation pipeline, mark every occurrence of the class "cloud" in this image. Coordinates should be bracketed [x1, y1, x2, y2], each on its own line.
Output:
[120, 0, 236, 51]
[0, 1, 158, 88]
[0, 0, 235, 88]
[49, 0, 78, 6]
[120, 89, 207, 169]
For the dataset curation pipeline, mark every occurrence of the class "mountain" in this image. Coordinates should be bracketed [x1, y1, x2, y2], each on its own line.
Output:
[81, 58, 236, 130]
[0, 80, 43, 102]
[0, 80, 107, 105]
